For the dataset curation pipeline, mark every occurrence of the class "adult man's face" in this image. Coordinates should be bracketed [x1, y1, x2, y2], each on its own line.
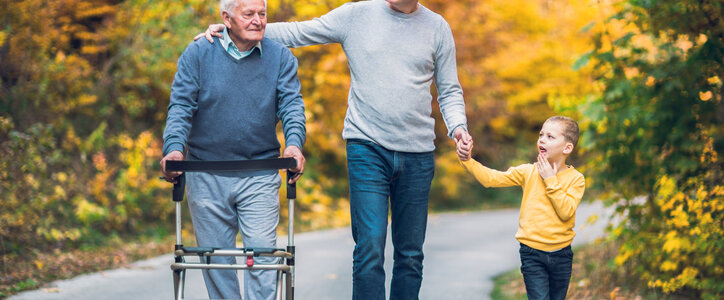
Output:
[223, 0, 266, 50]
[385, 0, 419, 14]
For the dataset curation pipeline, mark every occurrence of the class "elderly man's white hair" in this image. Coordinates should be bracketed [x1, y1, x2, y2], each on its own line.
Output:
[220, 0, 267, 17]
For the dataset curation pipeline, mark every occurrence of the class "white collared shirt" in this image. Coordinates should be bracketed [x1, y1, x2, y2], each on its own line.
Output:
[221, 27, 262, 60]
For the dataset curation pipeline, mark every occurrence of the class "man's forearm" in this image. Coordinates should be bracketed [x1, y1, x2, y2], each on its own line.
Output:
[265, 21, 339, 48]
[265, 3, 353, 48]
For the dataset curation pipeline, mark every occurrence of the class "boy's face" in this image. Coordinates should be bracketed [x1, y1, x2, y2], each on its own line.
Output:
[537, 121, 574, 161]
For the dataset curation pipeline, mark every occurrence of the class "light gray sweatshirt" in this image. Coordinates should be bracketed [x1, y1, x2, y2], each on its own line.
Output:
[266, 0, 467, 152]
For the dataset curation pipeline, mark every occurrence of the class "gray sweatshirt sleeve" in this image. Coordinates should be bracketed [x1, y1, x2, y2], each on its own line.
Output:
[433, 20, 468, 138]
[276, 49, 306, 150]
[264, 2, 356, 47]
[162, 44, 199, 156]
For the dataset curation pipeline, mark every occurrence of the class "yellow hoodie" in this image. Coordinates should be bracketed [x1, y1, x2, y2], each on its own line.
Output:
[460, 159, 586, 251]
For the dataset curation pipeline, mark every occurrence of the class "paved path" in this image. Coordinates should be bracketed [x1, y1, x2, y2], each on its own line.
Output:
[10, 202, 613, 300]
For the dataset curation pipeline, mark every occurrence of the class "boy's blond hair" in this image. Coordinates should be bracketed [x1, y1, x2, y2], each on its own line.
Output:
[545, 116, 579, 148]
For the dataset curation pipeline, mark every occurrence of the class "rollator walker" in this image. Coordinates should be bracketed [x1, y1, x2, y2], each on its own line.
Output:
[165, 158, 298, 300]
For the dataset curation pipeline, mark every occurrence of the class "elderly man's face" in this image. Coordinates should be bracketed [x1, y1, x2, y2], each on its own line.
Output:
[223, 0, 266, 48]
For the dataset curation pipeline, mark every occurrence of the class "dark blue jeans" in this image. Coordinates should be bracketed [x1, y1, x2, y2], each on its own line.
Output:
[346, 139, 435, 300]
[519, 243, 573, 300]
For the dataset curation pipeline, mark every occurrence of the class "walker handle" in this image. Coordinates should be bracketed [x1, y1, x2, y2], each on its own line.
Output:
[287, 171, 297, 199]
[172, 174, 186, 202]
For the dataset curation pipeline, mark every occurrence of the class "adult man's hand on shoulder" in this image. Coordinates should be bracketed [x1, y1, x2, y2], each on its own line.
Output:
[194, 24, 225, 43]
[283, 145, 305, 184]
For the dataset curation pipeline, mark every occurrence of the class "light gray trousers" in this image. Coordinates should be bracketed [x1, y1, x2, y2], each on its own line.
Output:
[186, 171, 281, 300]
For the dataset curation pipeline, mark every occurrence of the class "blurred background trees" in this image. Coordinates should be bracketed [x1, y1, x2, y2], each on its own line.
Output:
[0, 0, 721, 297]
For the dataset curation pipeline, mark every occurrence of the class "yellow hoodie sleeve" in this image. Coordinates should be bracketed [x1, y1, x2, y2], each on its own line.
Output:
[542, 173, 586, 221]
[460, 158, 527, 188]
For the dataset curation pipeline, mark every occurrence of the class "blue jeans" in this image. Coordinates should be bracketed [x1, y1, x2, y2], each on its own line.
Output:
[519, 243, 573, 300]
[346, 139, 435, 300]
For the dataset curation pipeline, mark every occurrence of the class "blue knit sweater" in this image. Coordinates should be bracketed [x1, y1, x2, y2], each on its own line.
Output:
[162, 37, 305, 173]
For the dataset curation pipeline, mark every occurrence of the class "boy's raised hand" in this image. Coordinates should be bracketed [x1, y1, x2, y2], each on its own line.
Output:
[536, 153, 557, 179]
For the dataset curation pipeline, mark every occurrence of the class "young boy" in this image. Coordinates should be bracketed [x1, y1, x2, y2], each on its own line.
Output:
[456, 116, 585, 300]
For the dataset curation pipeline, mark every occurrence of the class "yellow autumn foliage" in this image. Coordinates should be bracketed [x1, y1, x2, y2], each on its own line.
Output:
[0, 0, 599, 260]
[2, 1, 720, 297]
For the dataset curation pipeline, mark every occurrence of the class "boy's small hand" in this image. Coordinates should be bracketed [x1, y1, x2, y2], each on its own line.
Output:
[456, 138, 473, 161]
[536, 153, 557, 179]
[454, 127, 473, 161]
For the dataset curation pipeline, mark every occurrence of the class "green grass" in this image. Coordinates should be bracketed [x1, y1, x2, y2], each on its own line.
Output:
[490, 269, 526, 300]
[1, 278, 39, 298]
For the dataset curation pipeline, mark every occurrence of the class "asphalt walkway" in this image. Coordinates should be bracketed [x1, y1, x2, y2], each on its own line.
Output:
[9, 201, 613, 300]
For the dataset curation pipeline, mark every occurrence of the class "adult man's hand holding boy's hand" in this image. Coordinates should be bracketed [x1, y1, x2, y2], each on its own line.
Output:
[454, 127, 473, 161]
[456, 139, 473, 161]
[453, 127, 473, 161]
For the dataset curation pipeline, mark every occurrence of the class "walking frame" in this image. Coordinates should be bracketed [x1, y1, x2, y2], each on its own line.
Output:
[165, 158, 298, 300]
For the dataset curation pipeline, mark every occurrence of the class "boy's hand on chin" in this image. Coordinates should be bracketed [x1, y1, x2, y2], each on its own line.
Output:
[536, 153, 557, 179]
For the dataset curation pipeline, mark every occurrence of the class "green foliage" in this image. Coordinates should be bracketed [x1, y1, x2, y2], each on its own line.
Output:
[571, 0, 723, 297]
[0, 0, 209, 256]
[9, 279, 38, 294]
[0, 0, 600, 284]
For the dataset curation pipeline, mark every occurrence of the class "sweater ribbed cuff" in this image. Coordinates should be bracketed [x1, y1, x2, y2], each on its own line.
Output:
[448, 124, 468, 139]
[163, 142, 185, 157]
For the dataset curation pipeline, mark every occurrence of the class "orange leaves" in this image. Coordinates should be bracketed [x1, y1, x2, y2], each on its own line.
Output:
[433, 0, 600, 166]
[699, 90, 713, 101]
[76, 3, 116, 19]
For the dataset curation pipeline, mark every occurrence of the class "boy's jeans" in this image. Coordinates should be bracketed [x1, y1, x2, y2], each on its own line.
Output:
[346, 139, 435, 300]
[519, 243, 574, 300]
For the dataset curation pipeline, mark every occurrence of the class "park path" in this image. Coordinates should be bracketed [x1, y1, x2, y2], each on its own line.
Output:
[9, 201, 613, 300]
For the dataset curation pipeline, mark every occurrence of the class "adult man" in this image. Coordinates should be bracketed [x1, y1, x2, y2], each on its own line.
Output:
[198, 0, 472, 299]
[161, 0, 306, 299]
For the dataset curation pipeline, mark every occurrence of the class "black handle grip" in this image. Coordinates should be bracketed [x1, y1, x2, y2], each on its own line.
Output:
[172, 174, 186, 202]
[287, 171, 296, 199]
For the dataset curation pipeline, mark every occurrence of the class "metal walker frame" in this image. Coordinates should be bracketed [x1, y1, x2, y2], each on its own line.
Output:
[165, 158, 298, 300]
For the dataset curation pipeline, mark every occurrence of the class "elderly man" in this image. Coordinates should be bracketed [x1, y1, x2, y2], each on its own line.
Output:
[197, 0, 472, 299]
[160, 0, 306, 299]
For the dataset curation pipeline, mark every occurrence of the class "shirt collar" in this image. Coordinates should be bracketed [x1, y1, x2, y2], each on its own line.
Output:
[221, 27, 262, 57]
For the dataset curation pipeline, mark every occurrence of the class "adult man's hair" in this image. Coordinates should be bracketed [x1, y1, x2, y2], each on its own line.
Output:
[219, 0, 266, 16]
